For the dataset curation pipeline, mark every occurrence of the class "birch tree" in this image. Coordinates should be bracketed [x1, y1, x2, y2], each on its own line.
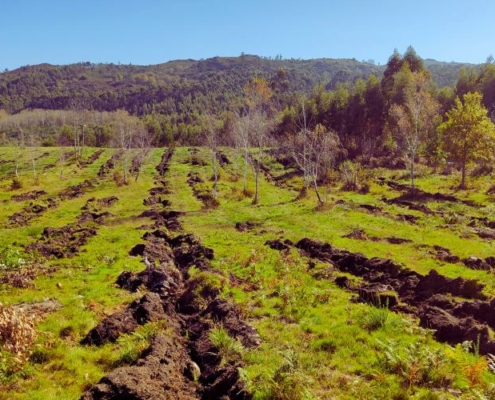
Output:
[390, 72, 439, 192]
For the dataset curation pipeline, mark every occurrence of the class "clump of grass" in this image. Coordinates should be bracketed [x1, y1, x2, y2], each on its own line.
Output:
[115, 322, 167, 366]
[361, 304, 389, 331]
[209, 327, 244, 364]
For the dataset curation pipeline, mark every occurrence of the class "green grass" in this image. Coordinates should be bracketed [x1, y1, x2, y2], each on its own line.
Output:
[1, 146, 495, 398]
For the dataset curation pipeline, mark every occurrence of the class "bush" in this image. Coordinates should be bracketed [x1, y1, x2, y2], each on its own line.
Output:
[339, 161, 372, 193]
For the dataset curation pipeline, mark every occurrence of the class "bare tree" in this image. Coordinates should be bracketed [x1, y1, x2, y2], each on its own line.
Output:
[390, 72, 439, 192]
[232, 112, 252, 194]
[290, 124, 341, 205]
[203, 113, 221, 199]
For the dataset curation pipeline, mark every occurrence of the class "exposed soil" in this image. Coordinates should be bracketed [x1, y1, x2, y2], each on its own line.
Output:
[156, 148, 174, 176]
[11, 190, 47, 202]
[83, 231, 256, 399]
[432, 245, 460, 263]
[266, 237, 495, 354]
[342, 229, 412, 245]
[26, 225, 98, 259]
[82, 149, 257, 399]
[387, 180, 479, 207]
[80, 149, 104, 168]
[59, 180, 94, 200]
[82, 196, 119, 211]
[235, 221, 257, 232]
[216, 152, 231, 167]
[8, 197, 58, 227]
[187, 172, 218, 209]
[25, 195, 115, 258]
[97, 150, 123, 177]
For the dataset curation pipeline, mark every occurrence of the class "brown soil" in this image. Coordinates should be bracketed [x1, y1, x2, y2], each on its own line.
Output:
[59, 180, 94, 200]
[97, 150, 123, 177]
[266, 237, 495, 354]
[79, 149, 104, 168]
[11, 190, 47, 202]
[82, 148, 256, 399]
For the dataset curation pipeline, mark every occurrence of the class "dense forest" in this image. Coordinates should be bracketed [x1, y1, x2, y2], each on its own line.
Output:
[0, 48, 494, 168]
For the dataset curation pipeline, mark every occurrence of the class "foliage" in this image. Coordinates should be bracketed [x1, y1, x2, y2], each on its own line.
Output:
[376, 339, 452, 388]
[438, 92, 495, 188]
[0, 249, 27, 271]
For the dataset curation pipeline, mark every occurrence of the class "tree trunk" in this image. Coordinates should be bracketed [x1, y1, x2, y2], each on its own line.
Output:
[410, 155, 415, 194]
[252, 164, 259, 205]
[313, 177, 324, 205]
[460, 163, 466, 189]
[243, 150, 248, 193]
[212, 150, 218, 199]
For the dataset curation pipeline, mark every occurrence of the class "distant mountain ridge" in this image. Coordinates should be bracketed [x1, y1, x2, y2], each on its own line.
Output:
[0, 55, 476, 116]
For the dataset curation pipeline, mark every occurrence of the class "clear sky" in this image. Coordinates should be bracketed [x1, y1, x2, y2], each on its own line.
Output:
[1, 0, 494, 70]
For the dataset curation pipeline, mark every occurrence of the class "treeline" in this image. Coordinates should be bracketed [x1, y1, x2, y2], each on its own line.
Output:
[0, 48, 494, 162]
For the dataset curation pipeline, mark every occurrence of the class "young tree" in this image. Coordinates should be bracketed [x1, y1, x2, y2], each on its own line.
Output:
[290, 123, 341, 205]
[390, 72, 439, 192]
[439, 92, 495, 188]
[244, 78, 272, 205]
[232, 112, 251, 194]
[202, 112, 221, 199]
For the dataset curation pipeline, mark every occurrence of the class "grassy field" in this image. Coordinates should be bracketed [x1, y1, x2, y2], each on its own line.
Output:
[1, 146, 495, 399]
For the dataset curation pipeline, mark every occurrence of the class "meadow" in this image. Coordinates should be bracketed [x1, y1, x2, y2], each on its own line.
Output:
[1, 146, 495, 399]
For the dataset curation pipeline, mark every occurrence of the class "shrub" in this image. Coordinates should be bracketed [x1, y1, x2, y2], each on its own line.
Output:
[376, 339, 452, 388]
[339, 160, 372, 193]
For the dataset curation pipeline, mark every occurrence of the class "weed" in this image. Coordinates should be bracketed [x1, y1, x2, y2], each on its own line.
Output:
[209, 327, 244, 364]
[0, 303, 37, 377]
[376, 339, 452, 388]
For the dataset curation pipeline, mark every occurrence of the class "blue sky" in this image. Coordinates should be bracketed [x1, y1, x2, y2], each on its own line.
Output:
[1, 0, 494, 70]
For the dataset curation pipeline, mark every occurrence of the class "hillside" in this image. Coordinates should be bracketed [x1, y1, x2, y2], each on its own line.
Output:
[0, 55, 474, 116]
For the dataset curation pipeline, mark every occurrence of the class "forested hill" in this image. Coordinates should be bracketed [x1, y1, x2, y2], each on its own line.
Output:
[0, 55, 474, 116]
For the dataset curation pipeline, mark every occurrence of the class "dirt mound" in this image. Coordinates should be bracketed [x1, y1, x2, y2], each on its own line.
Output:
[84, 230, 256, 399]
[82, 293, 168, 345]
[139, 210, 183, 232]
[384, 197, 435, 215]
[82, 196, 119, 210]
[235, 221, 257, 232]
[270, 237, 495, 353]
[80, 149, 104, 167]
[59, 180, 94, 200]
[433, 245, 460, 263]
[463, 256, 492, 271]
[217, 152, 231, 167]
[265, 239, 293, 251]
[27, 225, 97, 258]
[81, 333, 198, 400]
[397, 214, 420, 223]
[11, 190, 47, 202]
[97, 150, 123, 177]
[156, 148, 174, 176]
